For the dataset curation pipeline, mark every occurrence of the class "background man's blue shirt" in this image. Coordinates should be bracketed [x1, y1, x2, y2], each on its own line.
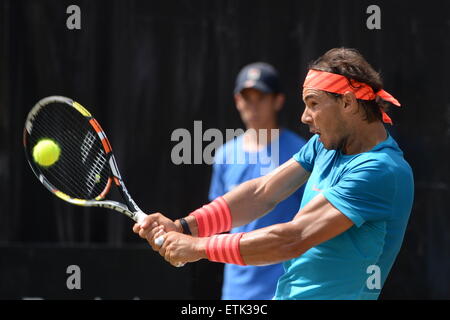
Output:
[209, 129, 306, 300]
[274, 133, 414, 300]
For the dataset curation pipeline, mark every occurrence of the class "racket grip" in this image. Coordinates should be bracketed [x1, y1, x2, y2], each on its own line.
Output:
[154, 233, 185, 267]
[135, 211, 147, 224]
[155, 235, 165, 247]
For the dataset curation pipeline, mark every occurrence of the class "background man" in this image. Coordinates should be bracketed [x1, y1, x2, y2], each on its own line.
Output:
[209, 62, 306, 300]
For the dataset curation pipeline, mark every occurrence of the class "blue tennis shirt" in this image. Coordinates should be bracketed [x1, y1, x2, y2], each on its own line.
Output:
[274, 133, 414, 300]
[209, 129, 306, 300]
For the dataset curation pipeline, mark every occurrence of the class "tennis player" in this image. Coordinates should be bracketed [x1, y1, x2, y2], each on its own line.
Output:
[134, 48, 414, 300]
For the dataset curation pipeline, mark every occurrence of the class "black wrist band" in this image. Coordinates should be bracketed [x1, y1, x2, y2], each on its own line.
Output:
[179, 218, 192, 235]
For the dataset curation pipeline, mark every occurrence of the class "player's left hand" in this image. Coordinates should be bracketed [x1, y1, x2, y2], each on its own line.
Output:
[152, 229, 207, 267]
[133, 212, 179, 250]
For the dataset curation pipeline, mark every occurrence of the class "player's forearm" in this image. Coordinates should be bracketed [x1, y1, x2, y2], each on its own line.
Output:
[222, 177, 279, 227]
[191, 221, 308, 266]
[238, 222, 307, 265]
[183, 177, 277, 237]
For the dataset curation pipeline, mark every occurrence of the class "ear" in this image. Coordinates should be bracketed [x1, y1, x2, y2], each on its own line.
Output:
[274, 93, 285, 112]
[234, 93, 243, 111]
[342, 91, 358, 112]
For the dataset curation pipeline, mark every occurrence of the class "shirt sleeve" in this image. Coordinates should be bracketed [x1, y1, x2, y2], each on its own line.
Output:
[322, 159, 396, 227]
[292, 134, 321, 172]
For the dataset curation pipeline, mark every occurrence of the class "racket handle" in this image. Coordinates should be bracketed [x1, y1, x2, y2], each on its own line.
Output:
[135, 211, 147, 224]
[155, 233, 185, 267]
[155, 235, 165, 247]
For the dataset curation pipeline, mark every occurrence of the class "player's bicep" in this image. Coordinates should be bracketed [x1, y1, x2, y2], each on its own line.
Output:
[291, 193, 354, 253]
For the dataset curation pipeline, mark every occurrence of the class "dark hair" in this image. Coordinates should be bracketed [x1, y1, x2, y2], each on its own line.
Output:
[309, 48, 389, 123]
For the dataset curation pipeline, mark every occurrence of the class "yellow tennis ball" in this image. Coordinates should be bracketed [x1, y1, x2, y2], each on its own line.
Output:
[33, 139, 61, 167]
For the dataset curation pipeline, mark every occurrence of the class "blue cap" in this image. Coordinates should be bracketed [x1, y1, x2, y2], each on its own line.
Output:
[234, 62, 281, 94]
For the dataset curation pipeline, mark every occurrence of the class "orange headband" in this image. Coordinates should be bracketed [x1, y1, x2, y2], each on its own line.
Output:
[303, 69, 401, 125]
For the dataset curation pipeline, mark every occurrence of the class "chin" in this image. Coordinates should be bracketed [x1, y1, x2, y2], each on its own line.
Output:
[244, 117, 258, 125]
[320, 137, 340, 151]
[322, 142, 336, 150]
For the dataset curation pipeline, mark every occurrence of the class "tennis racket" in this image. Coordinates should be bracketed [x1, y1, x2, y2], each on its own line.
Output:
[23, 96, 148, 224]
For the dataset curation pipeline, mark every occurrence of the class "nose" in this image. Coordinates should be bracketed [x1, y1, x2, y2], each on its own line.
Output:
[301, 107, 312, 125]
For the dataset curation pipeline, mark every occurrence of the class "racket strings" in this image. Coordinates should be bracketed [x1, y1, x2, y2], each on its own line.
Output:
[34, 106, 110, 198]
[30, 107, 108, 198]
[32, 118, 98, 181]
[28, 102, 110, 199]
[34, 115, 109, 194]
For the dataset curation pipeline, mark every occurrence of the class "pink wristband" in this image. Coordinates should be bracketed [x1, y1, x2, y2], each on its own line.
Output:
[189, 197, 232, 237]
[206, 233, 246, 265]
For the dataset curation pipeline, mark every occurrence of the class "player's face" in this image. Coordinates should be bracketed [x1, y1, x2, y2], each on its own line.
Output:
[235, 88, 282, 129]
[301, 88, 349, 150]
